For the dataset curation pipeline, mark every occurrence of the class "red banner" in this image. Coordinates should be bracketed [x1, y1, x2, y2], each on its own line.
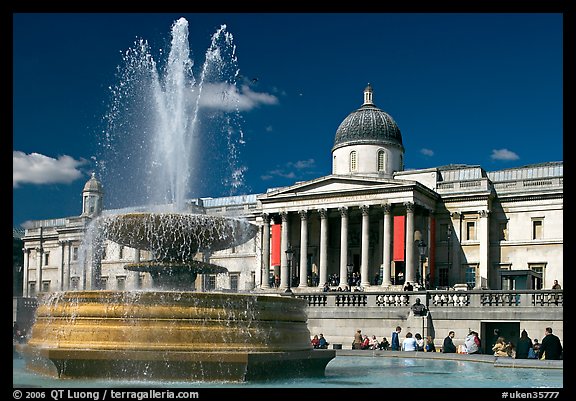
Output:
[393, 215, 405, 261]
[271, 224, 281, 266]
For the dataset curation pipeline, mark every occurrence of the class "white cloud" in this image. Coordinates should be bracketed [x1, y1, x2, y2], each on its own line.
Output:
[198, 83, 278, 111]
[288, 159, 316, 170]
[420, 148, 434, 157]
[490, 148, 520, 161]
[261, 159, 316, 181]
[13, 151, 88, 188]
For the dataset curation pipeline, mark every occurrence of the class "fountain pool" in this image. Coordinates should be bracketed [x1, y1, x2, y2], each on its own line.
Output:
[13, 353, 562, 388]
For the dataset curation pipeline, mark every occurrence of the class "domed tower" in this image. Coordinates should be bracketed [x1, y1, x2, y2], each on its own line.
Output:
[81, 172, 104, 218]
[332, 84, 404, 178]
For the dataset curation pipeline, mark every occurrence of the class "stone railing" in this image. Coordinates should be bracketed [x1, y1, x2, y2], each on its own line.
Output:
[296, 289, 563, 309]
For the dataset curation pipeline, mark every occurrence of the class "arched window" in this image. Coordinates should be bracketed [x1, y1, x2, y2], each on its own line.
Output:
[333, 155, 337, 171]
[377, 150, 386, 172]
[350, 151, 357, 172]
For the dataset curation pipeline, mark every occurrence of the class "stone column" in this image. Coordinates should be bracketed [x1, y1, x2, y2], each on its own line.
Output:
[405, 202, 416, 284]
[22, 248, 30, 297]
[36, 246, 43, 292]
[478, 210, 490, 289]
[59, 241, 66, 291]
[360, 205, 371, 287]
[381, 204, 393, 287]
[280, 211, 289, 290]
[299, 210, 309, 288]
[318, 208, 329, 288]
[261, 213, 271, 289]
[339, 206, 349, 288]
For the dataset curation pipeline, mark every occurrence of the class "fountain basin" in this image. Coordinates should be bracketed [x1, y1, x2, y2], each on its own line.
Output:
[18, 291, 335, 381]
[100, 213, 259, 258]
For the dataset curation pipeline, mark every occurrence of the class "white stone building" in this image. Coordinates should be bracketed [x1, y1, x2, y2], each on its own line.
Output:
[20, 85, 563, 296]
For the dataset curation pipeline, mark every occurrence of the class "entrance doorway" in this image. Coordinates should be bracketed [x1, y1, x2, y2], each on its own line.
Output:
[481, 321, 520, 355]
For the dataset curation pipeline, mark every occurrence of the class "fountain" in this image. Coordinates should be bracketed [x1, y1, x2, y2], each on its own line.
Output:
[17, 17, 334, 382]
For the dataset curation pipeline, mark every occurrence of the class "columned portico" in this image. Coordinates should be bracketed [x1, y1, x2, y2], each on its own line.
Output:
[339, 207, 349, 288]
[280, 211, 289, 289]
[261, 213, 271, 289]
[299, 210, 308, 288]
[381, 204, 393, 287]
[360, 205, 370, 287]
[405, 202, 415, 284]
[318, 208, 328, 288]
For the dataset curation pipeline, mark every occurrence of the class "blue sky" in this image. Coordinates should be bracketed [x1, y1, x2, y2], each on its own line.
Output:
[12, 13, 563, 227]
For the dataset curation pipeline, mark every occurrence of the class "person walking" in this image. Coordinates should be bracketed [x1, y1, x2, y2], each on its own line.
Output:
[391, 326, 402, 351]
[539, 327, 563, 360]
[442, 331, 457, 353]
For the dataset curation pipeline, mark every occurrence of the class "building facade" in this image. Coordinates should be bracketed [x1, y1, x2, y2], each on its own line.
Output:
[20, 86, 563, 296]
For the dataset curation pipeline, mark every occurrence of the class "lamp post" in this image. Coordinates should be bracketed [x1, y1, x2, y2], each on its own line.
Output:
[417, 240, 427, 288]
[284, 245, 294, 295]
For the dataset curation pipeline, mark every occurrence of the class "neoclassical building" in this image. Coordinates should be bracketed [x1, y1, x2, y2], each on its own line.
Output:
[20, 85, 563, 296]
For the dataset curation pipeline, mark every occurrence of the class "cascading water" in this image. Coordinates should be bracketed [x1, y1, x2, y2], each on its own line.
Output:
[99, 17, 245, 212]
[18, 17, 335, 382]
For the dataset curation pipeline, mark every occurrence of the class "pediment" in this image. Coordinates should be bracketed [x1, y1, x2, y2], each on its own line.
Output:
[260, 175, 416, 201]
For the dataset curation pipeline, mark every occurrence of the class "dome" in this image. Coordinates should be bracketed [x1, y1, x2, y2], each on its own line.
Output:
[333, 85, 403, 151]
[83, 172, 103, 193]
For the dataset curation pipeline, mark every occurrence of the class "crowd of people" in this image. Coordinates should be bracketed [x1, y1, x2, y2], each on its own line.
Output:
[343, 326, 562, 360]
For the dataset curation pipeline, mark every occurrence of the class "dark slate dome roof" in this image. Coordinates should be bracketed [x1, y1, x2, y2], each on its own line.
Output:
[333, 86, 403, 151]
[83, 172, 103, 193]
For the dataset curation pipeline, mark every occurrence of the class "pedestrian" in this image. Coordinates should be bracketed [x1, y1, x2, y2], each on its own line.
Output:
[551, 280, 561, 289]
[391, 326, 402, 351]
[539, 327, 563, 360]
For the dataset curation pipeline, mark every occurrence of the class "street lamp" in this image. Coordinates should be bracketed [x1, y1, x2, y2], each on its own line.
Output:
[284, 245, 294, 295]
[417, 240, 427, 288]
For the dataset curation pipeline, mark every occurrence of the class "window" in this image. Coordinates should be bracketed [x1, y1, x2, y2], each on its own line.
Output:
[100, 277, 108, 290]
[29, 282, 36, 296]
[333, 155, 336, 171]
[230, 273, 240, 292]
[42, 280, 50, 292]
[72, 247, 79, 261]
[116, 276, 126, 290]
[350, 151, 357, 172]
[466, 221, 476, 241]
[439, 223, 450, 242]
[498, 264, 512, 290]
[498, 221, 508, 241]
[464, 265, 477, 289]
[44, 252, 50, 266]
[529, 263, 545, 290]
[438, 267, 449, 287]
[377, 150, 385, 172]
[71, 277, 80, 290]
[137, 273, 145, 289]
[119, 245, 124, 259]
[101, 245, 107, 260]
[532, 219, 543, 240]
[205, 275, 216, 291]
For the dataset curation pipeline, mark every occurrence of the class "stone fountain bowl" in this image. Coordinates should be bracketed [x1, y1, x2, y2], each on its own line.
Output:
[18, 291, 336, 381]
[100, 213, 258, 260]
